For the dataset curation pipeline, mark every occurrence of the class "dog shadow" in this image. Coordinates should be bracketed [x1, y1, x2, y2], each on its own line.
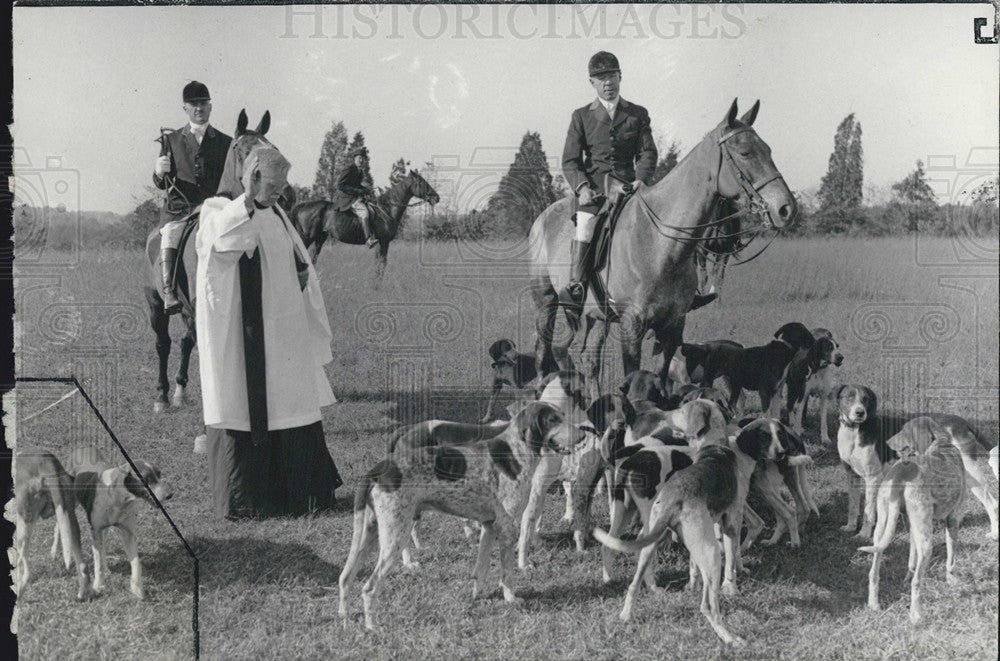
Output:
[190, 535, 342, 591]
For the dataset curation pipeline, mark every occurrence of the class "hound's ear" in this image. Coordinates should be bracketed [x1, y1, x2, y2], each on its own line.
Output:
[867, 388, 878, 415]
[739, 100, 760, 127]
[686, 402, 712, 439]
[586, 396, 609, 435]
[256, 111, 271, 136]
[725, 98, 739, 128]
[735, 426, 764, 461]
[834, 384, 849, 401]
[236, 109, 249, 136]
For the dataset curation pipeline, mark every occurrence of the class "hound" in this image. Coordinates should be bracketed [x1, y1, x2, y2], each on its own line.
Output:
[12, 452, 93, 601]
[696, 323, 815, 419]
[592, 421, 809, 647]
[338, 401, 583, 630]
[990, 445, 999, 481]
[883, 414, 998, 539]
[55, 446, 173, 599]
[835, 385, 902, 539]
[860, 420, 968, 623]
[669, 340, 744, 394]
[785, 327, 843, 443]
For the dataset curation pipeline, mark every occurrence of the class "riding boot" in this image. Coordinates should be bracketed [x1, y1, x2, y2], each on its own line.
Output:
[361, 212, 378, 249]
[566, 239, 591, 308]
[160, 247, 183, 315]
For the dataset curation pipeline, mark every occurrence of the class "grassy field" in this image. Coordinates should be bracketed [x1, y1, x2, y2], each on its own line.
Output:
[12, 235, 999, 659]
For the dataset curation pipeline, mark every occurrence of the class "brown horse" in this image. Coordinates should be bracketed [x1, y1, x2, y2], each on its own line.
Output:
[529, 99, 796, 400]
[143, 109, 292, 412]
[289, 169, 439, 281]
[694, 198, 742, 302]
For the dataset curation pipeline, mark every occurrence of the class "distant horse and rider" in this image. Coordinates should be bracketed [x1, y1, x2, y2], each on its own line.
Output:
[530, 99, 796, 400]
[290, 168, 440, 279]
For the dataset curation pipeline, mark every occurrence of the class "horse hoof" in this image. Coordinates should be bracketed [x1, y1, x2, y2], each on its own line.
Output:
[153, 400, 168, 414]
[172, 386, 187, 407]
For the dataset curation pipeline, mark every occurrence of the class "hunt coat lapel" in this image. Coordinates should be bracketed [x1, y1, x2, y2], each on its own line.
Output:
[612, 98, 631, 128]
[589, 98, 611, 125]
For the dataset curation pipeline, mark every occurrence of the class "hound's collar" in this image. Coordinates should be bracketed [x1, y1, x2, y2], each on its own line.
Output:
[775, 337, 794, 350]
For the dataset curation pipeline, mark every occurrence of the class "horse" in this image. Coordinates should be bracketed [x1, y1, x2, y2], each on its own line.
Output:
[143, 109, 292, 413]
[529, 99, 796, 401]
[289, 169, 440, 281]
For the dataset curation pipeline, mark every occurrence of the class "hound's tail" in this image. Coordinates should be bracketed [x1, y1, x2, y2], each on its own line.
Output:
[593, 493, 682, 553]
[859, 461, 917, 554]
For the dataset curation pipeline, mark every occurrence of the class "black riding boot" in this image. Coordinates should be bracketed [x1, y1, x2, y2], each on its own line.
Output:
[160, 247, 183, 315]
[566, 239, 590, 307]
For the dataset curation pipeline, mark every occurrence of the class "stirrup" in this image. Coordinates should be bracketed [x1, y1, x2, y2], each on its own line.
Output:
[366, 236, 379, 248]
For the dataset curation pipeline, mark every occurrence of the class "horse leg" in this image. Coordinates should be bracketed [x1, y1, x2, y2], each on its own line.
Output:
[533, 283, 561, 379]
[173, 306, 196, 408]
[145, 287, 171, 413]
[654, 323, 684, 390]
[583, 316, 609, 401]
[711, 254, 729, 299]
[308, 231, 328, 264]
[619, 311, 646, 378]
[695, 250, 709, 293]
[373, 241, 389, 287]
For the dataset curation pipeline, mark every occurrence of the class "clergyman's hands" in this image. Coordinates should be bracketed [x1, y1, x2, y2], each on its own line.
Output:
[577, 185, 597, 207]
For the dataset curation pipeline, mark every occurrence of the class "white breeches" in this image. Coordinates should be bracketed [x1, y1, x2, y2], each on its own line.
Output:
[351, 199, 369, 221]
[159, 221, 186, 250]
[575, 211, 598, 241]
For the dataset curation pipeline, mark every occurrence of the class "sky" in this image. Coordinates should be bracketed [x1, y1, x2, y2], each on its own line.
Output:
[12, 3, 1000, 214]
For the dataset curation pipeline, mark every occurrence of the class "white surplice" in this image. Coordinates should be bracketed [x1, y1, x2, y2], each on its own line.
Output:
[195, 194, 335, 431]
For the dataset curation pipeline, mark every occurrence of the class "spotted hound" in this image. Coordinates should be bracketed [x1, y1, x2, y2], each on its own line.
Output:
[785, 327, 843, 442]
[338, 401, 583, 630]
[12, 452, 94, 601]
[593, 419, 810, 647]
[55, 446, 173, 599]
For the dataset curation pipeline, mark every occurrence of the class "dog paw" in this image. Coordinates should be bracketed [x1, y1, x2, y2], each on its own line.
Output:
[618, 609, 632, 622]
[854, 530, 872, 541]
[787, 540, 801, 549]
[131, 586, 145, 600]
[867, 601, 880, 612]
[729, 635, 747, 648]
[839, 523, 856, 533]
[721, 581, 739, 597]
[684, 580, 698, 592]
[946, 573, 961, 587]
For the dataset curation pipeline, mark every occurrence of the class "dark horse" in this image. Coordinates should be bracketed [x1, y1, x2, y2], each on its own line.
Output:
[529, 99, 797, 400]
[143, 109, 293, 412]
[289, 169, 439, 281]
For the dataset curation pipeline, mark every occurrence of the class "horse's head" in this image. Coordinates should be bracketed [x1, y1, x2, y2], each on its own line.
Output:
[714, 99, 796, 229]
[405, 169, 440, 206]
[217, 109, 277, 199]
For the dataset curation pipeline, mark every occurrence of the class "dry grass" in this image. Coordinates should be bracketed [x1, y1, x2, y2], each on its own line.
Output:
[12, 235, 998, 659]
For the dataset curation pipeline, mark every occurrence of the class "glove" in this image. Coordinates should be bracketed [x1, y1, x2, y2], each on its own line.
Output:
[154, 156, 171, 177]
[577, 185, 596, 207]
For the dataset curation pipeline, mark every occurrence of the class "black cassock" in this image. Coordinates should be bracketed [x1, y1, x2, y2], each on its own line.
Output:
[207, 247, 342, 520]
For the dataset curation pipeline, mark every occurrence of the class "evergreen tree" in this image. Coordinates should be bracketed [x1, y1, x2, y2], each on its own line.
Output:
[312, 121, 348, 201]
[891, 160, 937, 232]
[389, 158, 410, 187]
[818, 114, 864, 211]
[485, 131, 556, 236]
[648, 140, 682, 186]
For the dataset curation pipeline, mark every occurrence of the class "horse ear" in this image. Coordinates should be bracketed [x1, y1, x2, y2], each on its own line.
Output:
[725, 98, 739, 128]
[256, 111, 271, 136]
[739, 100, 760, 127]
[237, 109, 249, 136]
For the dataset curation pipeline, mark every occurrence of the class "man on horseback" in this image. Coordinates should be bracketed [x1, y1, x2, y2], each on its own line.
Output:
[153, 81, 232, 314]
[334, 147, 378, 248]
[560, 51, 657, 311]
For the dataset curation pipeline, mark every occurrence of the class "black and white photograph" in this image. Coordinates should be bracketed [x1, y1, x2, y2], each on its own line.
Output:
[7, 2, 999, 658]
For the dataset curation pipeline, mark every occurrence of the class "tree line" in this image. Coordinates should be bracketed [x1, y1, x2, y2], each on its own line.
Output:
[32, 113, 997, 249]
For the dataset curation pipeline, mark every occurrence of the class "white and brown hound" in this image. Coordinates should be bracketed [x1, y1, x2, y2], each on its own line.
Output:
[55, 446, 173, 599]
[338, 401, 583, 630]
[835, 385, 901, 539]
[12, 452, 93, 601]
[593, 421, 809, 647]
[860, 416, 973, 623]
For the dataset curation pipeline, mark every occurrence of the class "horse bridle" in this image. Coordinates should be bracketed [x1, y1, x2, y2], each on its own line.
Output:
[634, 124, 787, 264]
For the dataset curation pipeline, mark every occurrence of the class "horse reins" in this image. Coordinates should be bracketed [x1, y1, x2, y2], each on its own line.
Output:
[632, 125, 788, 263]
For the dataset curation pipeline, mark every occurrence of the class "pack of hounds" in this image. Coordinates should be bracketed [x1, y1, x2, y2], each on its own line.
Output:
[339, 321, 999, 646]
[12, 321, 999, 648]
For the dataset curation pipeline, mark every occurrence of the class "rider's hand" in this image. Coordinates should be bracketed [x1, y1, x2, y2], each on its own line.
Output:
[244, 174, 260, 216]
[577, 185, 596, 207]
[628, 180, 642, 194]
[154, 156, 171, 177]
